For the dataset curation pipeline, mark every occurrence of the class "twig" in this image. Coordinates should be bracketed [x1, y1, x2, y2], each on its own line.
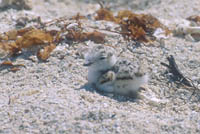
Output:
[161, 55, 199, 98]
[161, 55, 192, 86]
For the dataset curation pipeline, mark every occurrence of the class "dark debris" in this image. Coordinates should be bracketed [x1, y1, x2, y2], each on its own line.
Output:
[161, 55, 200, 98]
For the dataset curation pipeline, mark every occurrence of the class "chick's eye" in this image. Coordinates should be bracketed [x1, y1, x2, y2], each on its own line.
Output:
[100, 57, 106, 60]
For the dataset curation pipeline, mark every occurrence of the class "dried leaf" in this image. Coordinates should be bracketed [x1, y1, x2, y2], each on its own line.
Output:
[71, 13, 86, 20]
[66, 30, 87, 42]
[0, 42, 7, 52]
[17, 27, 33, 36]
[0, 34, 8, 41]
[17, 29, 53, 48]
[0, 61, 25, 72]
[54, 31, 62, 43]
[1, 61, 13, 66]
[6, 30, 18, 40]
[87, 31, 105, 43]
[0, 42, 21, 55]
[95, 9, 170, 42]
[66, 30, 105, 43]
[49, 30, 59, 36]
[37, 43, 56, 61]
[187, 15, 200, 26]
[124, 13, 171, 38]
[116, 10, 134, 20]
[187, 15, 200, 23]
[8, 42, 21, 55]
[95, 8, 117, 22]
[130, 26, 148, 42]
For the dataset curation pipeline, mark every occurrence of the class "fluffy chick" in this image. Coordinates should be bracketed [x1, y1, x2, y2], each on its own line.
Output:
[83, 45, 117, 84]
[96, 59, 148, 98]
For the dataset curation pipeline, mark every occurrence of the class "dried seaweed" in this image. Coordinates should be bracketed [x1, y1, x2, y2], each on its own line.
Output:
[0, 61, 25, 72]
[187, 15, 200, 25]
[71, 13, 86, 21]
[65, 30, 105, 44]
[95, 8, 117, 22]
[37, 43, 56, 61]
[95, 8, 170, 42]
[0, 8, 171, 65]
[18, 29, 53, 48]
[0, 13, 108, 64]
[0, 28, 55, 55]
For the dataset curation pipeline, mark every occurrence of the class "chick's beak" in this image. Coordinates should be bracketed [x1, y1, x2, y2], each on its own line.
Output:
[83, 61, 93, 66]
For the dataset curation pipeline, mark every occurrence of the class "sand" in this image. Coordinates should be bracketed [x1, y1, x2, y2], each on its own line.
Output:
[0, 0, 200, 133]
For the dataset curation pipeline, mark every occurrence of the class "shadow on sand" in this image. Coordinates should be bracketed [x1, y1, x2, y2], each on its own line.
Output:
[77, 82, 139, 103]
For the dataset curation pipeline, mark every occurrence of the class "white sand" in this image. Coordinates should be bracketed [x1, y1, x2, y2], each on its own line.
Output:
[0, 0, 200, 133]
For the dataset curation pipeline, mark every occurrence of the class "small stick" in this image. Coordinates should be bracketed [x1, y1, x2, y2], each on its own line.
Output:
[161, 55, 199, 98]
[161, 55, 192, 87]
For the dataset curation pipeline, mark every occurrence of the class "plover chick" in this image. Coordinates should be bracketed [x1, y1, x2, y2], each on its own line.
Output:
[97, 59, 149, 98]
[83, 45, 117, 85]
